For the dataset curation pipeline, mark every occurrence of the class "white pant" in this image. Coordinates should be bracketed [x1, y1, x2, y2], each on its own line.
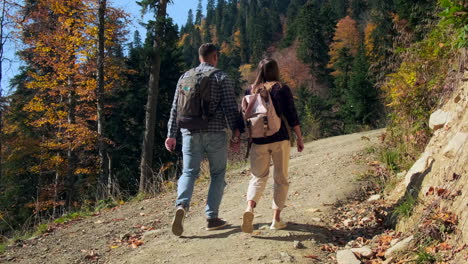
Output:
[246, 140, 291, 210]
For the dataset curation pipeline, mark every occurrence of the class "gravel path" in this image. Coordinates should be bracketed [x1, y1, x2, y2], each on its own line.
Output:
[1, 129, 384, 264]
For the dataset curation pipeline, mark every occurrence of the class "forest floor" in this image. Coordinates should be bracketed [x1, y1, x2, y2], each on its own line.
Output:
[1, 129, 386, 264]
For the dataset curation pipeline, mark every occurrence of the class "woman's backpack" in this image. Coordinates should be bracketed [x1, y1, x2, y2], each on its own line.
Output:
[241, 82, 282, 138]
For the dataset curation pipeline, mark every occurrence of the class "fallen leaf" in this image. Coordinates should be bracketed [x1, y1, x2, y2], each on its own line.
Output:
[426, 186, 434, 196]
[436, 188, 448, 197]
[320, 244, 337, 253]
[110, 245, 120, 249]
[304, 254, 319, 259]
[437, 242, 452, 251]
[131, 240, 144, 248]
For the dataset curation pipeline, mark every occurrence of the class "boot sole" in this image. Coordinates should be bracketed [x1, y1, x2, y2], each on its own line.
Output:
[241, 211, 254, 233]
[171, 208, 185, 236]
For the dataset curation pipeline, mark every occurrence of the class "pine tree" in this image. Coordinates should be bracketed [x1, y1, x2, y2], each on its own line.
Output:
[206, 0, 216, 25]
[330, 0, 348, 18]
[332, 47, 354, 100]
[195, 0, 203, 25]
[296, 1, 330, 80]
[344, 45, 378, 125]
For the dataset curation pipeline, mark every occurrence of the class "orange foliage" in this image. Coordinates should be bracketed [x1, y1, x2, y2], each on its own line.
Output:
[364, 22, 378, 62]
[11, 0, 129, 205]
[272, 43, 325, 95]
[328, 16, 360, 68]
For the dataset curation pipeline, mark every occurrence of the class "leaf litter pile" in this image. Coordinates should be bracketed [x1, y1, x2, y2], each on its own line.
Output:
[315, 184, 467, 263]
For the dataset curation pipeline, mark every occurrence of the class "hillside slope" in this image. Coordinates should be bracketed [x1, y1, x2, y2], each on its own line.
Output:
[1, 130, 383, 264]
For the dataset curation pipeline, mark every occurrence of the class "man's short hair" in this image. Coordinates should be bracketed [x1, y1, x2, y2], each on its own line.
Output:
[199, 43, 217, 58]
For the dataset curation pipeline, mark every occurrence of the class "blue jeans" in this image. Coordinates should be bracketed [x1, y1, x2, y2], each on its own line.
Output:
[176, 132, 227, 219]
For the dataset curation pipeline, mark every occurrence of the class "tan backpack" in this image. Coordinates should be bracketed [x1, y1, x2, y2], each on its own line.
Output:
[241, 82, 282, 138]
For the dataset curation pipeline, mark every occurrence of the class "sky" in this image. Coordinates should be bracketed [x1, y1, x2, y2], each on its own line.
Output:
[1, 0, 205, 95]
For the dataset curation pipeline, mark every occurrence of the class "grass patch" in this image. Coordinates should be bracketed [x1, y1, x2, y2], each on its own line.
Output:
[95, 198, 118, 212]
[365, 145, 377, 154]
[0, 243, 6, 254]
[379, 148, 401, 172]
[33, 223, 48, 237]
[393, 193, 417, 218]
[54, 210, 91, 224]
[416, 248, 437, 263]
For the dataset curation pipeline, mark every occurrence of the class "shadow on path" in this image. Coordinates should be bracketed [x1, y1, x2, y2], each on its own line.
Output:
[181, 225, 241, 239]
[252, 222, 386, 246]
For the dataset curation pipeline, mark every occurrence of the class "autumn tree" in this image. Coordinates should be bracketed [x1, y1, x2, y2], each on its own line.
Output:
[328, 16, 360, 72]
[7, 0, 128, 216]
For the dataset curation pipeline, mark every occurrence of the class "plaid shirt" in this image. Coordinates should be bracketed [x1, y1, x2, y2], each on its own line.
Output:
[167, 62, 244, 138]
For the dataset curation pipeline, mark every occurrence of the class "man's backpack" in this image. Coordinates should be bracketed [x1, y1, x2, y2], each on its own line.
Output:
[241, 82, 282, 138]
[177, 68, 220, 130]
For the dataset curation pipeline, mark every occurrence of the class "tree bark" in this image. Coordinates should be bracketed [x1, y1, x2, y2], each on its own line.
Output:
[97, 0, 108, 195]
[66, 77, 77, 208]
[0, 0, 7, 181]
[139, 0, 169, 193]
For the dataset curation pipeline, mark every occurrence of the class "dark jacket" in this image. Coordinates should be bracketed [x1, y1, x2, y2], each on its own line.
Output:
[245, 83, 300, 145]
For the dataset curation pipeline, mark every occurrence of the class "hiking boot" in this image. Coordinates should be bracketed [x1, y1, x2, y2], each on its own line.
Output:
[171, 206, 185, 236]
[206, 218, 228, 231]
[241, 208, 254, 233]
[270, 220, 287, 230]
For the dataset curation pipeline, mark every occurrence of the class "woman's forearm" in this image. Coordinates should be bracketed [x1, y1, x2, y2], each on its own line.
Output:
[292, 125, 303, 140]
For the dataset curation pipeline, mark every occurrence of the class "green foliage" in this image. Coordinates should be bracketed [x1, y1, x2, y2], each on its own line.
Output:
[393, 193, 416, 218]
[295, 86, 326, 140]
[416, 248, 437, 264]
[33, 224, 48, 237]
[94, 198, 117, 212]
[344, 46, 380, 125]
[295, 1, 331, 80]
[53, 211, 91, 224]
[0, 243, 6, 254]
[379, 148, 401, 173]
[439, 0, 468, 48]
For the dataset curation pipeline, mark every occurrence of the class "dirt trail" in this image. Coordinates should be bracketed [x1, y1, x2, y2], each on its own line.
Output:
[1, 129, 384, 264]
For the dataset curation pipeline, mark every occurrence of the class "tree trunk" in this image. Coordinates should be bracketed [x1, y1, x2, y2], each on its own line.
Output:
[66, 77, 77, 208]
[97, 0, 108, 195]
[139, 0, 169, 193]
[0, 0, 7, 180]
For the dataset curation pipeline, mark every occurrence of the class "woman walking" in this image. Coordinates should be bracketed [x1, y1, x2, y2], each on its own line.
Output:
[241, 58, 304, 233]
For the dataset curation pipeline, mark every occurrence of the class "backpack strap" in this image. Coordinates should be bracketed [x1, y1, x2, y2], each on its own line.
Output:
[201, 68, 222, 80]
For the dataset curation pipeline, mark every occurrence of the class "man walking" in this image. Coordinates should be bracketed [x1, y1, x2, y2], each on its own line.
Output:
[165, 43, 244, 236]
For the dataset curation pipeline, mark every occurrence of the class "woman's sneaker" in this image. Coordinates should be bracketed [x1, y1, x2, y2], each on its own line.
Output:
[241, 209, 254, 233]
[270, 220, 287, 230]
[206, 218, 228, 231]
[171, 206, 185, 236]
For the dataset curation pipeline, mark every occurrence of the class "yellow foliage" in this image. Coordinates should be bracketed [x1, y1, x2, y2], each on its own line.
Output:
[233, 30, 242, 48]
[178, 33, 189, 47]
[364, 23, 378, 61]
[220, 42, 233, 55]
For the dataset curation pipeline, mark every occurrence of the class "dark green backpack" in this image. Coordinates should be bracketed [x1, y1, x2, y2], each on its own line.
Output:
[176, 68, 220, 130]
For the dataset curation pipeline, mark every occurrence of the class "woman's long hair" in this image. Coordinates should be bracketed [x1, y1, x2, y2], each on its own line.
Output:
[252, 58, 280, 94]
